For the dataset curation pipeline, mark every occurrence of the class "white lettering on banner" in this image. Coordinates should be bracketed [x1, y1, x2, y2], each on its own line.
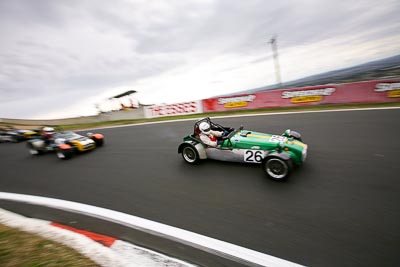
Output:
[217, 95, 256, 105]
[374, 83, 400, 92]
[145, 101, 202, 118]
[281, 88, 336, 99]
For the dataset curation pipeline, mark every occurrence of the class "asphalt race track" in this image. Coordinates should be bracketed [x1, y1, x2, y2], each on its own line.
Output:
[1, 108, 400, 267]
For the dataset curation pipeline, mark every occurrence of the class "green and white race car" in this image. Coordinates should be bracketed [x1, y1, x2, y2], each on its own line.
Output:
[178, 117, 308, 181]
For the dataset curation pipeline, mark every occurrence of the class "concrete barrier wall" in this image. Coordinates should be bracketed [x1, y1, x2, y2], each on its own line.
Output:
[0, 107, 145, 126]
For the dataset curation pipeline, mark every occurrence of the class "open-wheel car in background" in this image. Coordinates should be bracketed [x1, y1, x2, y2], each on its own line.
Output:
[27, 127, 104, 160]
[0, 126, 40, 143]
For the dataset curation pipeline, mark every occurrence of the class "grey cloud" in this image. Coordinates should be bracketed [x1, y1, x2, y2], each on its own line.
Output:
[0, 0, 70, 27]
[0, 0, 399, 119]
[212, 0, 400, 55]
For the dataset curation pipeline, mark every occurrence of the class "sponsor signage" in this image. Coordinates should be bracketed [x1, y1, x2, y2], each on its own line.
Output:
[144, 101, 203, 118]
[217, 95, 256, 108]
[375, 82, 400, 98]
[202, 79, 400, 113]
[281, 88, 336, 103]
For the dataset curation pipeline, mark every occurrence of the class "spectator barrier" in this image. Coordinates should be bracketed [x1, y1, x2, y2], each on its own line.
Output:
[201, 79, 400, 113]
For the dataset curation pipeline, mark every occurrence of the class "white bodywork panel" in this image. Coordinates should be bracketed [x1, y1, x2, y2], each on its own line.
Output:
[205, 148, 268, 164]
[32, 140, 45, 149]
[195, 143, 207, 159]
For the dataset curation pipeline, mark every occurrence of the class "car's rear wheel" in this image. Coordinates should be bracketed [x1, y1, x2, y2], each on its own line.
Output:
[262, 157, 292, 181]
[182, 145, 199, 164]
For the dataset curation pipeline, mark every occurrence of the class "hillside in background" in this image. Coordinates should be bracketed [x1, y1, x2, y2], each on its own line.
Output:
[230, 54, 400, 95]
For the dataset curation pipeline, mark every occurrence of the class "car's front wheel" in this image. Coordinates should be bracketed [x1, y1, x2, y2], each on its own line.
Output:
[28, 143, 43, 156]
[262, 157, 292, 181]
[56, 148, 74, 160]
[94, 138, 104, 147]
[29, 147, 40, 155]
[181, 145, 199, 164]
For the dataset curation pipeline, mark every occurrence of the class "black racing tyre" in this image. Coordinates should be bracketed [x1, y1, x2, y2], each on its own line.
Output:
[181, 145, 200, 164]
[289, 131, 302, 142]
[56, 148, 74, 160]
[291, 136, 302, 142]
[262, 157, 293, 181]
[94, 138, 104, 147]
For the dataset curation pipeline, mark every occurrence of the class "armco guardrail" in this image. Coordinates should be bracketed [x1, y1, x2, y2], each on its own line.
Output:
[202, 79, 400, 112]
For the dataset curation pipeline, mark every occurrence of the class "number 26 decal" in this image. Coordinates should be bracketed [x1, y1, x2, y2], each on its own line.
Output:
[244, 150, 264, 163]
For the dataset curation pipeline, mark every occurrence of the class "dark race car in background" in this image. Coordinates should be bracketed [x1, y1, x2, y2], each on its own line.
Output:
[0, 126, 39, 143]
[178, 117, 308, 181]
[27, 131, 104, 159]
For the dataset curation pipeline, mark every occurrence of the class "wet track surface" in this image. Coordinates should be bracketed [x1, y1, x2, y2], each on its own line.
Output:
[1, 108, 400, 267]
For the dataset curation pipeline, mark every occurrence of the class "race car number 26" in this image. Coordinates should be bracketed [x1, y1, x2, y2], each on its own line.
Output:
[244, 150, 264, 163]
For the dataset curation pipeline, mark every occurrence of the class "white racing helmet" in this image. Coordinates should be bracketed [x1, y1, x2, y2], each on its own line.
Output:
[199, 122, 211, 134]
[43, 127, 55, 134]
[42, 126, 55, 138]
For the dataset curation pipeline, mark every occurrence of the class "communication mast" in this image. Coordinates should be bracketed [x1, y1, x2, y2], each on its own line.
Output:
[269, 36, 282, 88]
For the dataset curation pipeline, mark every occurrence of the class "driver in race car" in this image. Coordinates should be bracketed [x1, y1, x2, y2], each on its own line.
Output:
[199, 122, 225, 147]
[41, 127, 55, 146]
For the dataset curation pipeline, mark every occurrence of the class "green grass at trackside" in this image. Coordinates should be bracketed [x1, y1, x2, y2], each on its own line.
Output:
[2, 102, 400, 131]
[57, 102, 400, 131]
[0, 224, 99, 267]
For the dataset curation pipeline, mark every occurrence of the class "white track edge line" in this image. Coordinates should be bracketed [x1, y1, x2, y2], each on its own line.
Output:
[85, 106, 400, 131]
[0, 192, 304, 267]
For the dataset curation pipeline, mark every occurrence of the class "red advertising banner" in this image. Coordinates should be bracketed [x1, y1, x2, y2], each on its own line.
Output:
[202, 79, 400, 112]
[144, 100, 203, 118]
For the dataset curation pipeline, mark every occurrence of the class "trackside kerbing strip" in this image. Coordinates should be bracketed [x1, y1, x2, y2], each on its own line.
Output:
[0, 192, 304, 267]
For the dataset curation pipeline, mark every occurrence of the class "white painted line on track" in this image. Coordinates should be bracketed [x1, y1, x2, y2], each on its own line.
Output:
[211, 106, 400, 119]
[0, 192, 304, 267]
[86, 106, 400, 131]
[111, 240, 198, 267]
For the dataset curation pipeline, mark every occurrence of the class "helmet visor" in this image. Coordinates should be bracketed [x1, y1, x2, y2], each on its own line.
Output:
[202, 126, 210, 133]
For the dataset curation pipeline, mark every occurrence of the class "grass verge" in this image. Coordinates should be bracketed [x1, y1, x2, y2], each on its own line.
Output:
[0, 224, 99, 267]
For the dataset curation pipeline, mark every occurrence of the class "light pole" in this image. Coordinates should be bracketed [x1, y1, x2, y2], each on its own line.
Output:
[269, 36, 282, 88]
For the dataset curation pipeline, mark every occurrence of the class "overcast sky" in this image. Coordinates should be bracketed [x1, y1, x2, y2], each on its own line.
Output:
[1, 0, 399, 119]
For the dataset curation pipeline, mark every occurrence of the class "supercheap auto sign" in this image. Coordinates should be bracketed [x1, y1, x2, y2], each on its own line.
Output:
[217, 95, 256, 108]
[374, 82, 400, 98]
[202, 79, 400, 112]
[281, 87, 336, 103]
[202, 86, 339, 112]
